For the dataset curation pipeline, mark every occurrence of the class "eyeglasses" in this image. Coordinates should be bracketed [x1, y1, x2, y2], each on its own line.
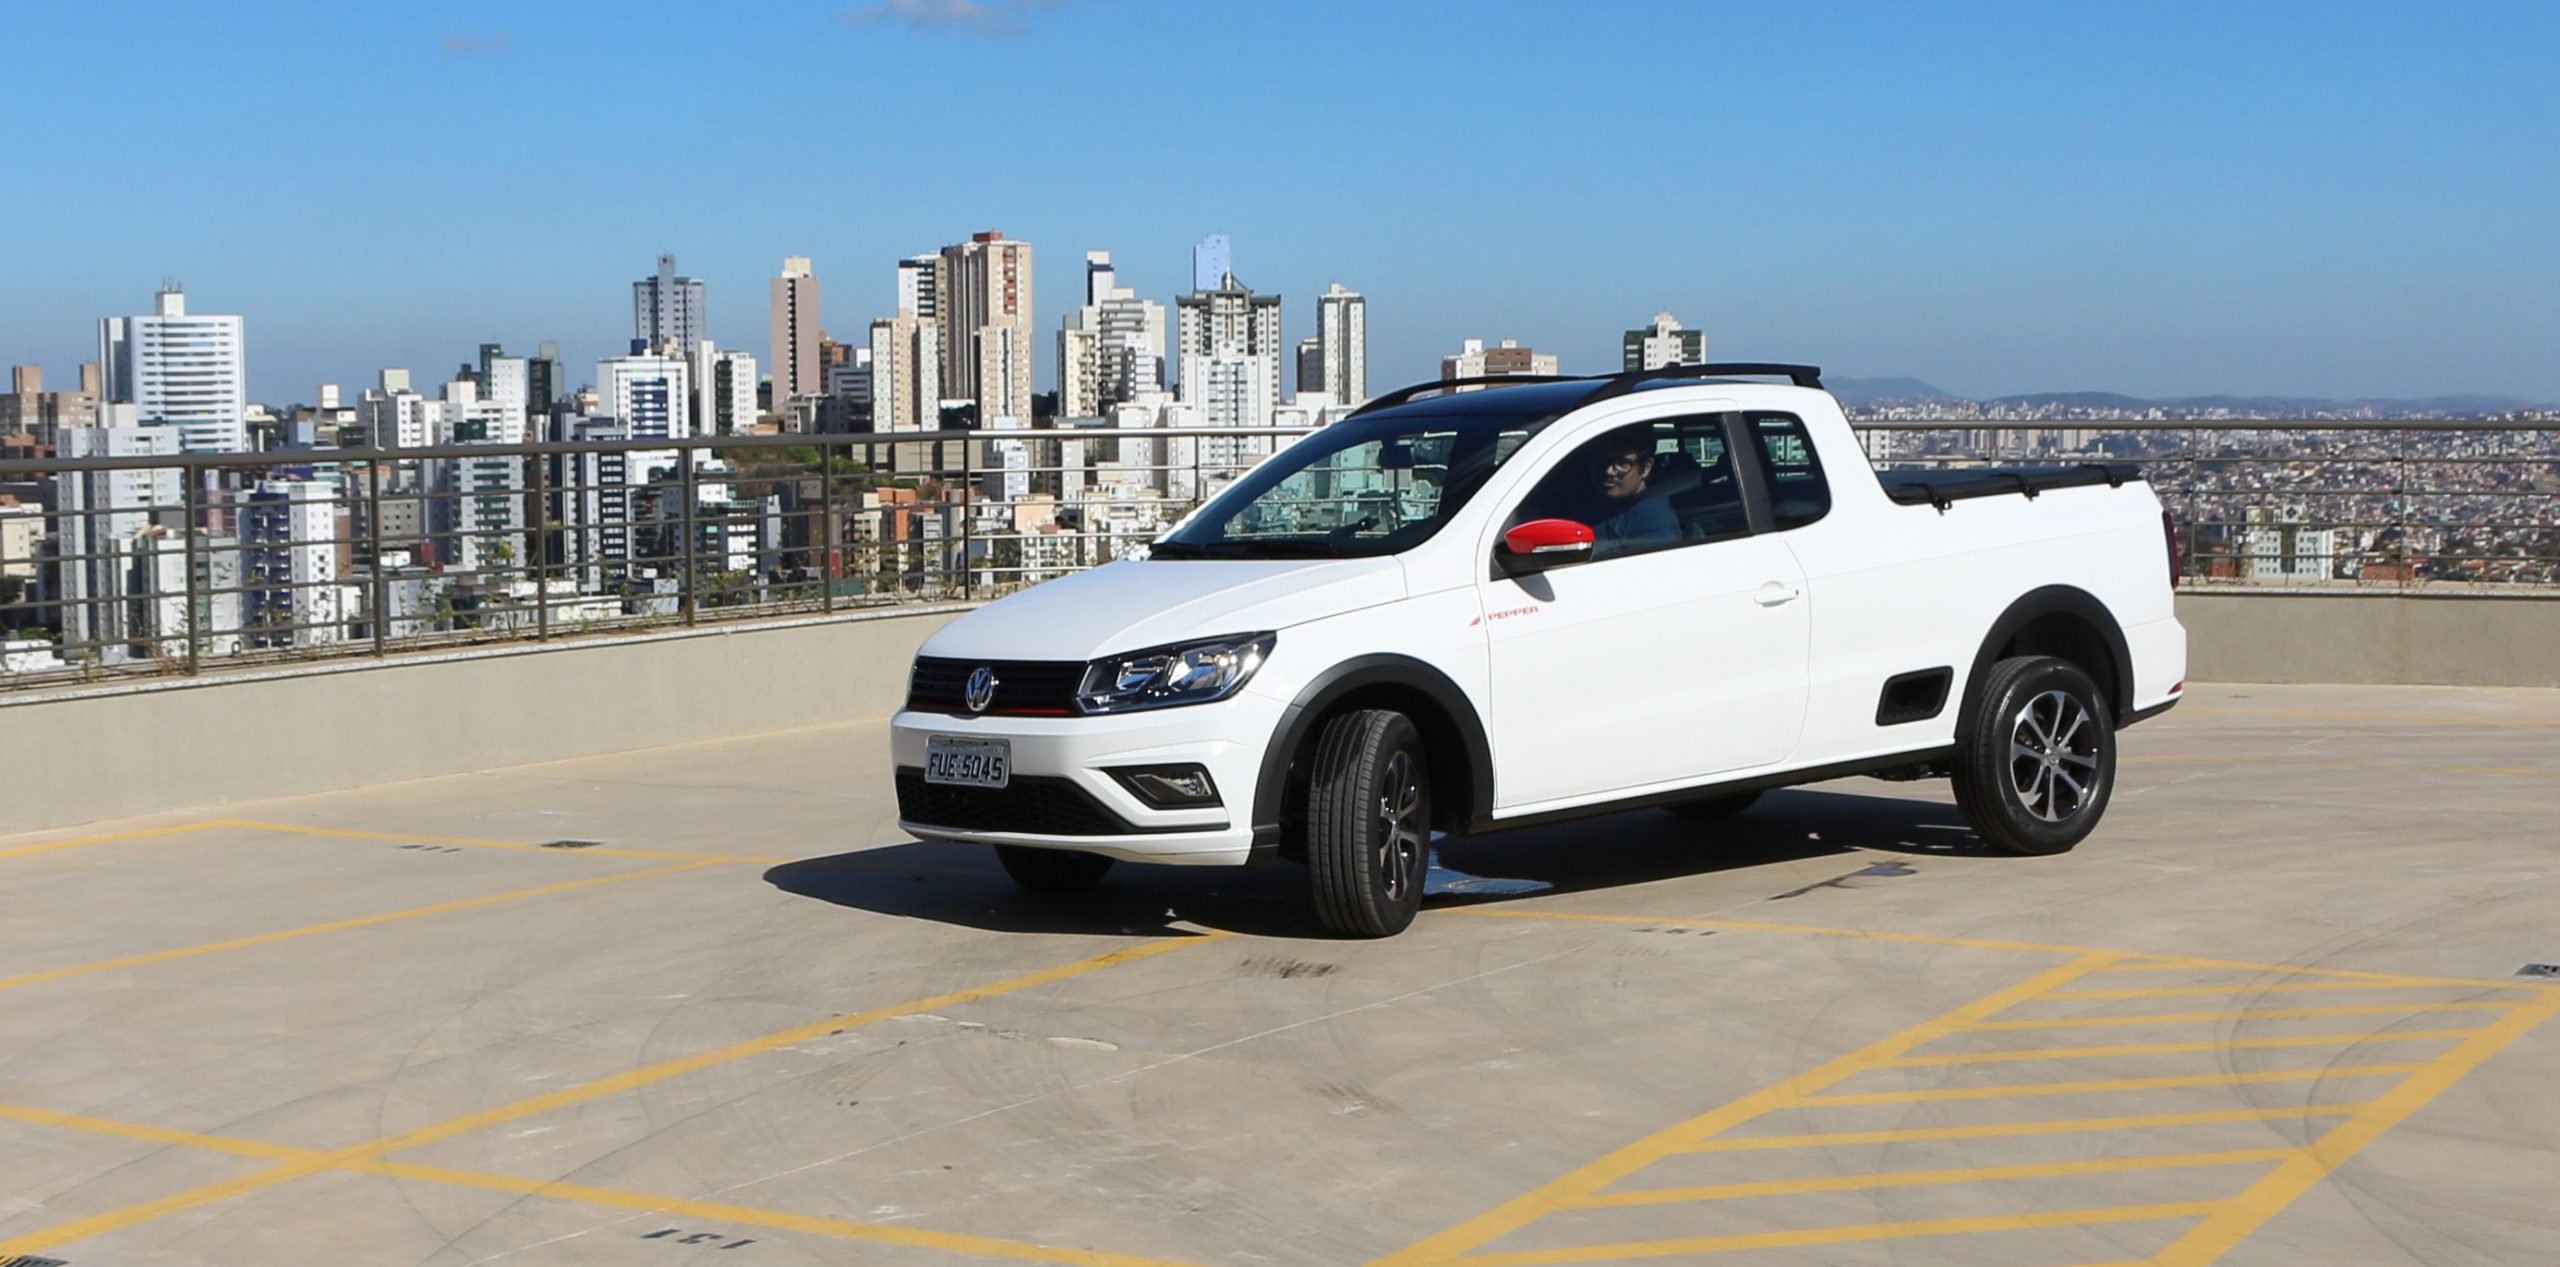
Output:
[1599, 454, 1646, 473]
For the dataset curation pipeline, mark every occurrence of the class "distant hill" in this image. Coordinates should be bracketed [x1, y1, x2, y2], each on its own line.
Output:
[1828, 379, 2547, 415]
[1827, 377, 1962, 405]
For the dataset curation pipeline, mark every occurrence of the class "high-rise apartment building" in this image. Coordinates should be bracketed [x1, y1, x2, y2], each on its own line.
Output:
[56, 426, 184, 660]
[1193, 235, 1232, 293]
[1622, 310, 1706, 372]
[770, 256, 823, 409]
[99, 287, 248, 453]
[597, 350, 693, 480]
[1443, 338, 1559, 384]
[632, 255, 707, 358]
[1313, 282, 1367, 405]
[1295, 339, 1323, 399]
[1058, 251, 1167, 418]
[937, 232, 1034, 426]
[696, 342, 759, 436]
[1176, 272, 1284, 469]
[239, 478, 345, 647]
[1, 363, 102, 448]
[867, 313, 942, 434]
[895, 254, 939, 322]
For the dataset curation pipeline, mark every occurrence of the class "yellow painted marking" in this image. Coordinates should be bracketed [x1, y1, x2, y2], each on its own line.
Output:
[1796, 1062, 2427, 1107]
[0, 1104, 1202, 1267]
[2147, 993, 2560, 1266]
[1449, 907, 2552, 993]
[0, 862, 709, 994]
[2176, 703, 2560, 730]
[1584, 1147, 2294, 1206]
[1687, 1105, 2365, 1154]
[1366, 952, 2126, 1266]
[0, 820, 222, 862]
[0, 935, 1215, 1260]
[2123, 753, 2560, 780]
[215, 818, 786, 865]
[1968, 1001, 2516, 1030]
[2045, 982, 2491, 1001]
[1888, 1029, 2483, 1067]
[1451, 1201, 2224, 1266]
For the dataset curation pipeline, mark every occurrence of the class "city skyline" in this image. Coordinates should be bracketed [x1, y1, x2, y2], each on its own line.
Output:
[6, 2, 2556, 403]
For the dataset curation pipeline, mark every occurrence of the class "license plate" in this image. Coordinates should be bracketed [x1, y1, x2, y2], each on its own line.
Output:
[924, 737, 1010, 788]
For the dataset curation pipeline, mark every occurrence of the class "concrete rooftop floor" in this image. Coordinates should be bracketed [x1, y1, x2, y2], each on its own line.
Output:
[2, 682, 2556, 1267]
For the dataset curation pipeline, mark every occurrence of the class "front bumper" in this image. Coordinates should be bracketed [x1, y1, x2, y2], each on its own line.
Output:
[888, 689, 1287, 866]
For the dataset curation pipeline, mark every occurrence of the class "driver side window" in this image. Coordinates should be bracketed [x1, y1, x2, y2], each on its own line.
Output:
[1513, 416, 1748, 561]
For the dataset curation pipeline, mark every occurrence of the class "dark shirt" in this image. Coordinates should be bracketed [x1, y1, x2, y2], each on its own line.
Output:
[1592, 494, 1679, 557]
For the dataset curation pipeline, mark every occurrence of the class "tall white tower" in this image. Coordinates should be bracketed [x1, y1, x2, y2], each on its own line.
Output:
[1313, 282, 1367, 406]
[99, 286, 249, 453]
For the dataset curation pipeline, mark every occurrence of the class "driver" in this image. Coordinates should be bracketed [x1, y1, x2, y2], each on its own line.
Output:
[1589, 433, 1679, 556]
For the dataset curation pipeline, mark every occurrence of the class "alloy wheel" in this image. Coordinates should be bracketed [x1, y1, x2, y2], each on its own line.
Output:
[2007, 689, 2100, 822]
[1376, 749, 1426, 901]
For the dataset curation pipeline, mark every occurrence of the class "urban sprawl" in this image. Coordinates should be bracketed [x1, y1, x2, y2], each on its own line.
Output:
[2, 233, 2554, 681]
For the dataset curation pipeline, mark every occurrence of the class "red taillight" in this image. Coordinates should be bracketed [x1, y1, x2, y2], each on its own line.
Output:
[2162, 507, 2180, 590]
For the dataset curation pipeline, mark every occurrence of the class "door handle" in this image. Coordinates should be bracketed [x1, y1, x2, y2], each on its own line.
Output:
[1754, 582, 1801, 607]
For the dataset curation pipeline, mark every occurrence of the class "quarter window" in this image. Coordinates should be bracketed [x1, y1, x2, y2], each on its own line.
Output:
[1747, 412, 1831, 530]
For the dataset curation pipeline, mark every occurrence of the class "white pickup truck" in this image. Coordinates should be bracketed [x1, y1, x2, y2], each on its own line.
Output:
[891, 364, 2185, 936]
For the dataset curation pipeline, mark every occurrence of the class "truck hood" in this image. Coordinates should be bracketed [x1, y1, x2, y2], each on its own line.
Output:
[919, 556, 1408, 662]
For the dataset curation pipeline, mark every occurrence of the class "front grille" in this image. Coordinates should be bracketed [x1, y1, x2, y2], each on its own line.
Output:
[906, 657, 1086, 716]
[896, 770, 1158, 836]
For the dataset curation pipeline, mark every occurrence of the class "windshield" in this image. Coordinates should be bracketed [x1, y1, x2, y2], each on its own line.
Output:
[1153, 412, 1554, 559]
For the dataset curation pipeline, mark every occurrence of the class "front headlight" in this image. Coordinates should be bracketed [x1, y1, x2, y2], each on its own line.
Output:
[1076, 633, 1276, 715]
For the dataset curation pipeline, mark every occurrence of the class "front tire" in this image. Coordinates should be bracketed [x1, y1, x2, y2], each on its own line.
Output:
[1303, 709, 1431, 938]
[1950, 656, 2116, 856]
[993, 844, 1114, 893]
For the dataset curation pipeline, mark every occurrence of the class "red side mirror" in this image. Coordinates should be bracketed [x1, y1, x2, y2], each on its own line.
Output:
[1500, 518, 1595, 572]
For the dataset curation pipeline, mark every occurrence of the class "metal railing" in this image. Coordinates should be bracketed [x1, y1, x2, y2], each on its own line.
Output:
[3, 417, 2553, 692]
[0, 426, 1309, 690]
[1854, 419, 2559, 591]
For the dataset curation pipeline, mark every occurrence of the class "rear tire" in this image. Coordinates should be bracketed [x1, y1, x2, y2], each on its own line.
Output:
[993, 844, 1115, 893]
[1303, 709, 1431, 938]
[1950, 656, 2116, 856]
[1665, 790, 1762, 820]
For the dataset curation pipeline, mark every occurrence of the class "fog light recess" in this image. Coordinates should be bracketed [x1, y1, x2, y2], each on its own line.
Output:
[1113, 764, 1222, 808]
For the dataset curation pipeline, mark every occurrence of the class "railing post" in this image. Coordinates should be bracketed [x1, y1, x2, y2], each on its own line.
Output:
[959, 434, 973, 602]
[178, 470, 205, 676]
[817, 455, 836, 614]
[366, 462, 387, 658]
[678, 450, 698, 625]
[530, 452, 549, 641]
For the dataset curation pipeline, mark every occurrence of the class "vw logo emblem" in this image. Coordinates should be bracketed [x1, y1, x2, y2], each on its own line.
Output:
[963, 666, 999, 713]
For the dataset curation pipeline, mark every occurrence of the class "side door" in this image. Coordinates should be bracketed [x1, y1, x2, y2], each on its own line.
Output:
[1479, 411, 1811, 811]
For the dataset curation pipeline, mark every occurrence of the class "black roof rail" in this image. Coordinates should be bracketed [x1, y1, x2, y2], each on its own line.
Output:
[1579, 362, 1825, 405]
[1345, 373, 1598, 418]
[1349, 362, 1825, 420]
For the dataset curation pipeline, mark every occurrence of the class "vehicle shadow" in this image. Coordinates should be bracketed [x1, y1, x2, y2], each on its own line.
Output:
[765, 785, 1991, 940]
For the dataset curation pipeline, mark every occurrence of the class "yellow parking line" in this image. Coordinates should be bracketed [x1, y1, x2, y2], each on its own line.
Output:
[2147, 991, 2560, 1266]
[0, 935, 1216, 1261]
[2123, 753, 2560, 780]
[1583, 1148, 2295, 1206]
[1366, 952, 2125, 1266]
[1446, 907, 2551, 993]
[1685, 1105, 2365, 1154]
[1968, 1001, 2516, 1031]
[0, 862, 710, 994]
[2045, 982, 2492, 1001]
[1888, 1029, 2484, 1067]
[1795, 1063, 2428, 1107]
[0, 1104, 1204, 1267]
[1451, 1200, 2224, 1266]
[2086, 957, 2546, 991]
[2175, 703, 2560, 730]
[0, 820, 223, 862]
[1441, 906, 2119, 957]
[215, 818, 787, 865]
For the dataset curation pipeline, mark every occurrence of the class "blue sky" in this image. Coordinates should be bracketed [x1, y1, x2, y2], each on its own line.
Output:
[6, 0, 2556, 404]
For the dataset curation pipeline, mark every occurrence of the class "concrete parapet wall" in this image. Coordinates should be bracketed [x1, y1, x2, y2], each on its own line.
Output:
[5, 593, 2552, 837]
[0, 607, 964, 836]
[2177, 590, 2560, 688]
